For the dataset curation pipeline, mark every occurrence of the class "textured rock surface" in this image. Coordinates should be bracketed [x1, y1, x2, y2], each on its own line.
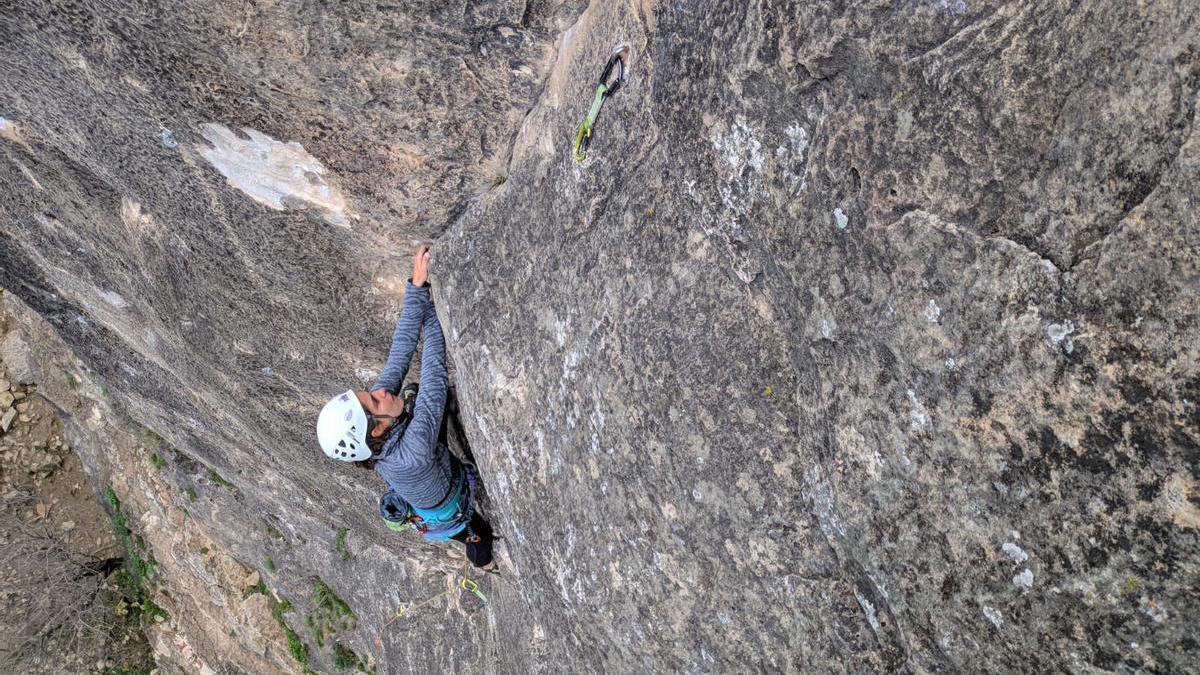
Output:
[3, 0, 1199, 673]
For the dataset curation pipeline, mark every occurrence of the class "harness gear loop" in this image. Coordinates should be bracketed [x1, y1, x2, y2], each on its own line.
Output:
[572, 45, 628, 162]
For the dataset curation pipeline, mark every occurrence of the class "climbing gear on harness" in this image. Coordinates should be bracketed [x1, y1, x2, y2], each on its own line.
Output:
[378, 459, 475, 541]
[317, 390, 371, 461]
[572, 45, 628, 162]
[383, 561, 489, 628]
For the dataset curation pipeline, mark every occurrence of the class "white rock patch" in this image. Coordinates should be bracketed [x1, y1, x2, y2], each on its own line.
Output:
[1013, 568, 1033, 588]
[833, 207, 849, 230]
[198, 123, 347, 225]
[924, 299, 941, 323]
[982, 605, 1004, 628]
[1001, 542, 1028, 565]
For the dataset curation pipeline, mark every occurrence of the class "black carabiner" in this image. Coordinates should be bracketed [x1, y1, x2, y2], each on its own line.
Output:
[599, 50, 625, 95]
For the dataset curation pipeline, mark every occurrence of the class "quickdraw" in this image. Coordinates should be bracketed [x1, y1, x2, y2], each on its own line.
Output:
[572, 45, 628, 162]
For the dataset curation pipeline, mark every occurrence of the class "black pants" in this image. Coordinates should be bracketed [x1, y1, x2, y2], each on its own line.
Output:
[451, 512, 494, 568]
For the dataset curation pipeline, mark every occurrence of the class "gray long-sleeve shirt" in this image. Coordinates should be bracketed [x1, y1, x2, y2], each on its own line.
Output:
[371, 282, 455, 509]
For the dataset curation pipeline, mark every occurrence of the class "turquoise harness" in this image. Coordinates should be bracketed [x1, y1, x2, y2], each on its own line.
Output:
[380, 461, 474, 541]
[412, 466, 470, 540]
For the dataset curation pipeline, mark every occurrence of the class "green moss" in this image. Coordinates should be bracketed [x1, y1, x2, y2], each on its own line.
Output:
[313, 578, 354, 618]
[141, 598, 169, 624]
[265, 558, 276, 573]
[185, 487, 197, 502]
[306, 614, 325, 648]
[141, 428, 164, 449]
[272, 598, 311, 671]
[149, 453, 166, 471]
[105, 486, 121, 511]
[207, 468, 236, 489]
[112, 543, 168, 630]
[336, 527, 350, 561]
[64, 371, 77, 390]
[285, 627, 309, 665]
[244, 579, 268, 599]
[272, 598, 293, 623]
[1123, 576, 1144, 596]
[491, 174, 507, 187]
[199, 547, 209, 555]
[331, 643, 365, 671]
[264, 522, 285, 540]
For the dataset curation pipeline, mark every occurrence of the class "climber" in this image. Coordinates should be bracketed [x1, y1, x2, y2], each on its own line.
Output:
[316, 244, 495, 569]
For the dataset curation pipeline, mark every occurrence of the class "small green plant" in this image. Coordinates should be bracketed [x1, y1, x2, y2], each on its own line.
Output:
[331, 643, 365, 671]
[244, 579, 268, 599]
[336, 527, 350, 561]
[308, 577, 357, 645]
[207, 468, 236, 489]
[64, 371, 77, 390]
[313, 579, 354, 618]
[185, 487, 197, 502]
[1123, 576, 1144, 596]
[199, 547, 209, 555]
[306, 614, 325, 647]
[107, 494, 169, 630]
[492, 174, 507, 187]
[141, 428, 164, 448]
[264, 521, 285, 541]
[149, 453, 166, 471]
[265, 558, 276, 573]
[272, 598, 313, 673]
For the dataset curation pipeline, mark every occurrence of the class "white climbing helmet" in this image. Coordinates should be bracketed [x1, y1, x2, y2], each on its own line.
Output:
[316, 390, 371, 462]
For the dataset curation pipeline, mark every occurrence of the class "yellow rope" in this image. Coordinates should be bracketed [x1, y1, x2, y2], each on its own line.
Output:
[383, 562, 489, 629]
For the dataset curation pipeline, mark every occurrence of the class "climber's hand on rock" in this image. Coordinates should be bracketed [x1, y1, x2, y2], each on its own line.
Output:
[412, 244, 431, 286]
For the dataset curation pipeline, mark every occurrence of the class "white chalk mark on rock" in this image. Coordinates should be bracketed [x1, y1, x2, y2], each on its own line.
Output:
[713, 116, 764, 173]
[924, 299, 941, 323]
[982, 605, 1004, 628]
[1046, 321, 1076, 353]
[854, 589, 882, 634]
[197, 123, 347, 225]
[777, 123, 810, 194]
[833, 207, 849, 230]
[820, 319, 834, 340]
[1001, 542, 1028, 565]
[99, 290, 128, 309]
[1013, 568, 1033, 588]
[906, 389, 928, 429]
[159, 128, 178, 149]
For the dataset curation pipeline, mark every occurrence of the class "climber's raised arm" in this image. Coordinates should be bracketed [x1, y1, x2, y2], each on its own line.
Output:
[397, 296, 448, 470]
[371, 245, 432, 395]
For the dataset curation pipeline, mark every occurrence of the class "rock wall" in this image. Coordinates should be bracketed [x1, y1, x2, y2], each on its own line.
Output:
[2, 0, 1199, 673]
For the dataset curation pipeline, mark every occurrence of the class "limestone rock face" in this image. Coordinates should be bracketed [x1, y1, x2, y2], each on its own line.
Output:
[2, 0, 1199, 673]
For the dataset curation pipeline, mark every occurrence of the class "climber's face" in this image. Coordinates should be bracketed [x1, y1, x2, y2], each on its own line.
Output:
[357, 390, 405, 437]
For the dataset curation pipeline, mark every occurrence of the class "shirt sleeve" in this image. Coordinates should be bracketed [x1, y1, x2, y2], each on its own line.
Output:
[396, 302, 448, 466]
[371, 282, 431, 395]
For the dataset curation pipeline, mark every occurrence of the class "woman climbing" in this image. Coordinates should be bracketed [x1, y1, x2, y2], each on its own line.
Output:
[316, 244, 494, 569]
